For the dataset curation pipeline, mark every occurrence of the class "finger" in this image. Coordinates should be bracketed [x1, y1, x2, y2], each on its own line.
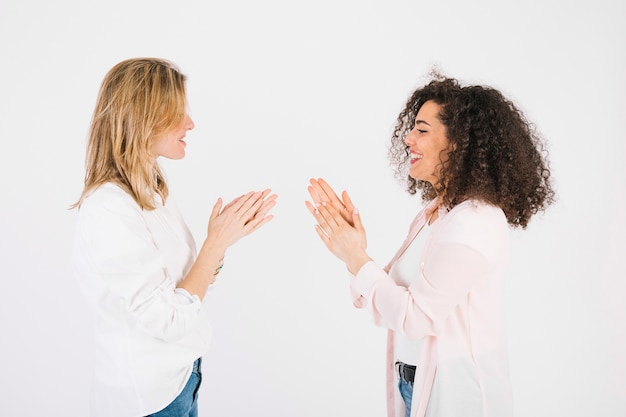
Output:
[234, 191, 264, 216]
[250, 198, 277, 220]
[308, 178, 340, 206]
[210, 198, 223, 220]
[316, 201, 342, 230]
[309, 203, 331, 237]
[317, 178, 343, 207]
[309, 178, 341, 206]
[243, 191, 275, 218]
[224, 192, 254, 212]
[307, 184, 321, 204]
[351, 207, 364, 232]
[243, 192, 277, 229]
[307, 179, 328, 204]
[341, 190, 356, 212]
[314, 223, 331, 243]
[316, 179, 352, 219]
[259, 193, 278, 209]
[241, 193, 277, 227]
[243, 212, 275, 233]
[304, 200, 318, 217]
[260, 194, 278, 210]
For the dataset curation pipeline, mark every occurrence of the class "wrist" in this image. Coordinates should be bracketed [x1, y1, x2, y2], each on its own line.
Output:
[200, 239, 226, 259]
[212, 257, 224, 277]
[346, 253, 372, 276]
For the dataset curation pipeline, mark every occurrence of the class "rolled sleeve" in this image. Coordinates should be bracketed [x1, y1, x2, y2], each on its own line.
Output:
[174, 287, 199, 304]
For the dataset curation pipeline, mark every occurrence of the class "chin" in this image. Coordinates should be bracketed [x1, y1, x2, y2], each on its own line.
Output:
[162, 153, 185, 160]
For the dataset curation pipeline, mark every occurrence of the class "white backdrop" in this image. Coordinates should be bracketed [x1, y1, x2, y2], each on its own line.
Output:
[1, 0, 624, 416]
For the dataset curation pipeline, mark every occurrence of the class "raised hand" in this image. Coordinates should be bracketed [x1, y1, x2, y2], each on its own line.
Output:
[307, 178, 356, 226]
[305, 179, 371, 275]
[206, 189, 277, 250]
[178, 189, 276, 299]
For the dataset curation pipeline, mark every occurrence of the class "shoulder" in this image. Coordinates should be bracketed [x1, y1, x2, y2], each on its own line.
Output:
[81, 183, 133, 205]
[436, 200, 509, 247]
[74, 184, 158, 245]
[447, 200, 506, 224]
[77, 183, 143, 222]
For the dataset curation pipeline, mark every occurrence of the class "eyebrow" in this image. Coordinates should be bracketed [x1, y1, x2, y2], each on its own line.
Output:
[415, 119, 431, 126]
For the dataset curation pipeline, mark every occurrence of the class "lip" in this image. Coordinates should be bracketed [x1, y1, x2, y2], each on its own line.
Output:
[409, 151, 422, 165]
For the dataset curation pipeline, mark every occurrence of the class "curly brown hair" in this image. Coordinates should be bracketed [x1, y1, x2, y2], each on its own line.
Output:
[388, 73, 555, 228]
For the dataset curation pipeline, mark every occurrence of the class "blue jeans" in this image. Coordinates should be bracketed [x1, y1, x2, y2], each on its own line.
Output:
[398, 378, 413, 417]
[146, 358, 202, 417]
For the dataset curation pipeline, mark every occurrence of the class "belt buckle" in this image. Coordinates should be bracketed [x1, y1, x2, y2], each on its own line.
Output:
[395, 361, 404, 381]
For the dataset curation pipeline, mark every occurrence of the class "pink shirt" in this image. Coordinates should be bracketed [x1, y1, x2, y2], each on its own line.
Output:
[351, 199, 514, 417]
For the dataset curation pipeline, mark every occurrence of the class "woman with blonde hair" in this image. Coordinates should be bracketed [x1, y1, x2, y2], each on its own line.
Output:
[72, 57, 277, 417]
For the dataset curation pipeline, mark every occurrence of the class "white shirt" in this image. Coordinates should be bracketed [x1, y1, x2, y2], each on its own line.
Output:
[72, 183, 212, 417]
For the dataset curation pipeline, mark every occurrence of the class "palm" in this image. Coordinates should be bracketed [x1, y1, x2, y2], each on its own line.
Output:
[307, 178, 355, 226]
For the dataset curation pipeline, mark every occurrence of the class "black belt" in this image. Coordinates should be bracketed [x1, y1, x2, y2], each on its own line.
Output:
[395, 361, 416, 383]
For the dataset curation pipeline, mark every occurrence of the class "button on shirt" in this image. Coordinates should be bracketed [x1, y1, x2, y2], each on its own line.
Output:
[72, 183, 212, 417]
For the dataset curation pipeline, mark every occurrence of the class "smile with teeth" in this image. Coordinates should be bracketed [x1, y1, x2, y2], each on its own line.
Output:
[410, 151, 423, 163]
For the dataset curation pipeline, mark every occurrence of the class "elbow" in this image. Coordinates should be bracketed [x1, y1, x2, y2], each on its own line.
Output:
[399, 297, 442, 340]
[400, 316, 437, 340]
[128, 295, 204, 342]
[156, 317, 193, 342]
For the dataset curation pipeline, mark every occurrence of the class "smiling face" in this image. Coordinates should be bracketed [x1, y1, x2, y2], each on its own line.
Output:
[152, 113, 195, 160]
[404, 100, 451, 189]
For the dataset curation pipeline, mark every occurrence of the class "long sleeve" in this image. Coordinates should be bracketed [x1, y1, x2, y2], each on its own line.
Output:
[350, 201, 508, 340]
[73, 184, 205, 343]
[73, 183, 212, 417]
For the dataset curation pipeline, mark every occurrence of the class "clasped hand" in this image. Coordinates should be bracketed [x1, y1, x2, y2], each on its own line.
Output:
[206, 189, 277, 250]
[305, 178, 371, 275]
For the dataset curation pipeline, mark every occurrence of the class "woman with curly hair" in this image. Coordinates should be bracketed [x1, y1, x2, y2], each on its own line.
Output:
[72, 58, 277, 417]
[305, 73, 554, 417]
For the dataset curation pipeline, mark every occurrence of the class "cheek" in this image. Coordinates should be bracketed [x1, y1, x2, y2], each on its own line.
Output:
[436, 137, 451, 156]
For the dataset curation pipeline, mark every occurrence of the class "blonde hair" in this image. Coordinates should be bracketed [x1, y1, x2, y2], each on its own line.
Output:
[72, 58, 187, 210]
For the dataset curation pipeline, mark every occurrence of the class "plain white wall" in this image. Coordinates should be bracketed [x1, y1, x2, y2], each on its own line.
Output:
[1, 0, 624, 415]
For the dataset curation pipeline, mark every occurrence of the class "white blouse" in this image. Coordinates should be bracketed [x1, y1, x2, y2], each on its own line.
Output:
[72, 183, 212, 417]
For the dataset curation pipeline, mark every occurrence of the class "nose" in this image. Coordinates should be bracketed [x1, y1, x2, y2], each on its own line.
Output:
[185, 114, 195, 130]
[404, 128, 416, 146]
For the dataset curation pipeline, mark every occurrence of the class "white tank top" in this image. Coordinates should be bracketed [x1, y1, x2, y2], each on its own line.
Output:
[389, 221, 430, 365]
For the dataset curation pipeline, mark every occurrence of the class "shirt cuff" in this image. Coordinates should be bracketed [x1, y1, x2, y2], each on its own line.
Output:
[174, 287, 200, 304]
[350, 261, 385, 300]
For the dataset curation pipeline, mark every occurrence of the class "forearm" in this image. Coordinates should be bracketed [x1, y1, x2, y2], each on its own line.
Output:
[351, 242, 488, 339]
[177, 239, 227, 300]
[345, 251, 373, 276]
